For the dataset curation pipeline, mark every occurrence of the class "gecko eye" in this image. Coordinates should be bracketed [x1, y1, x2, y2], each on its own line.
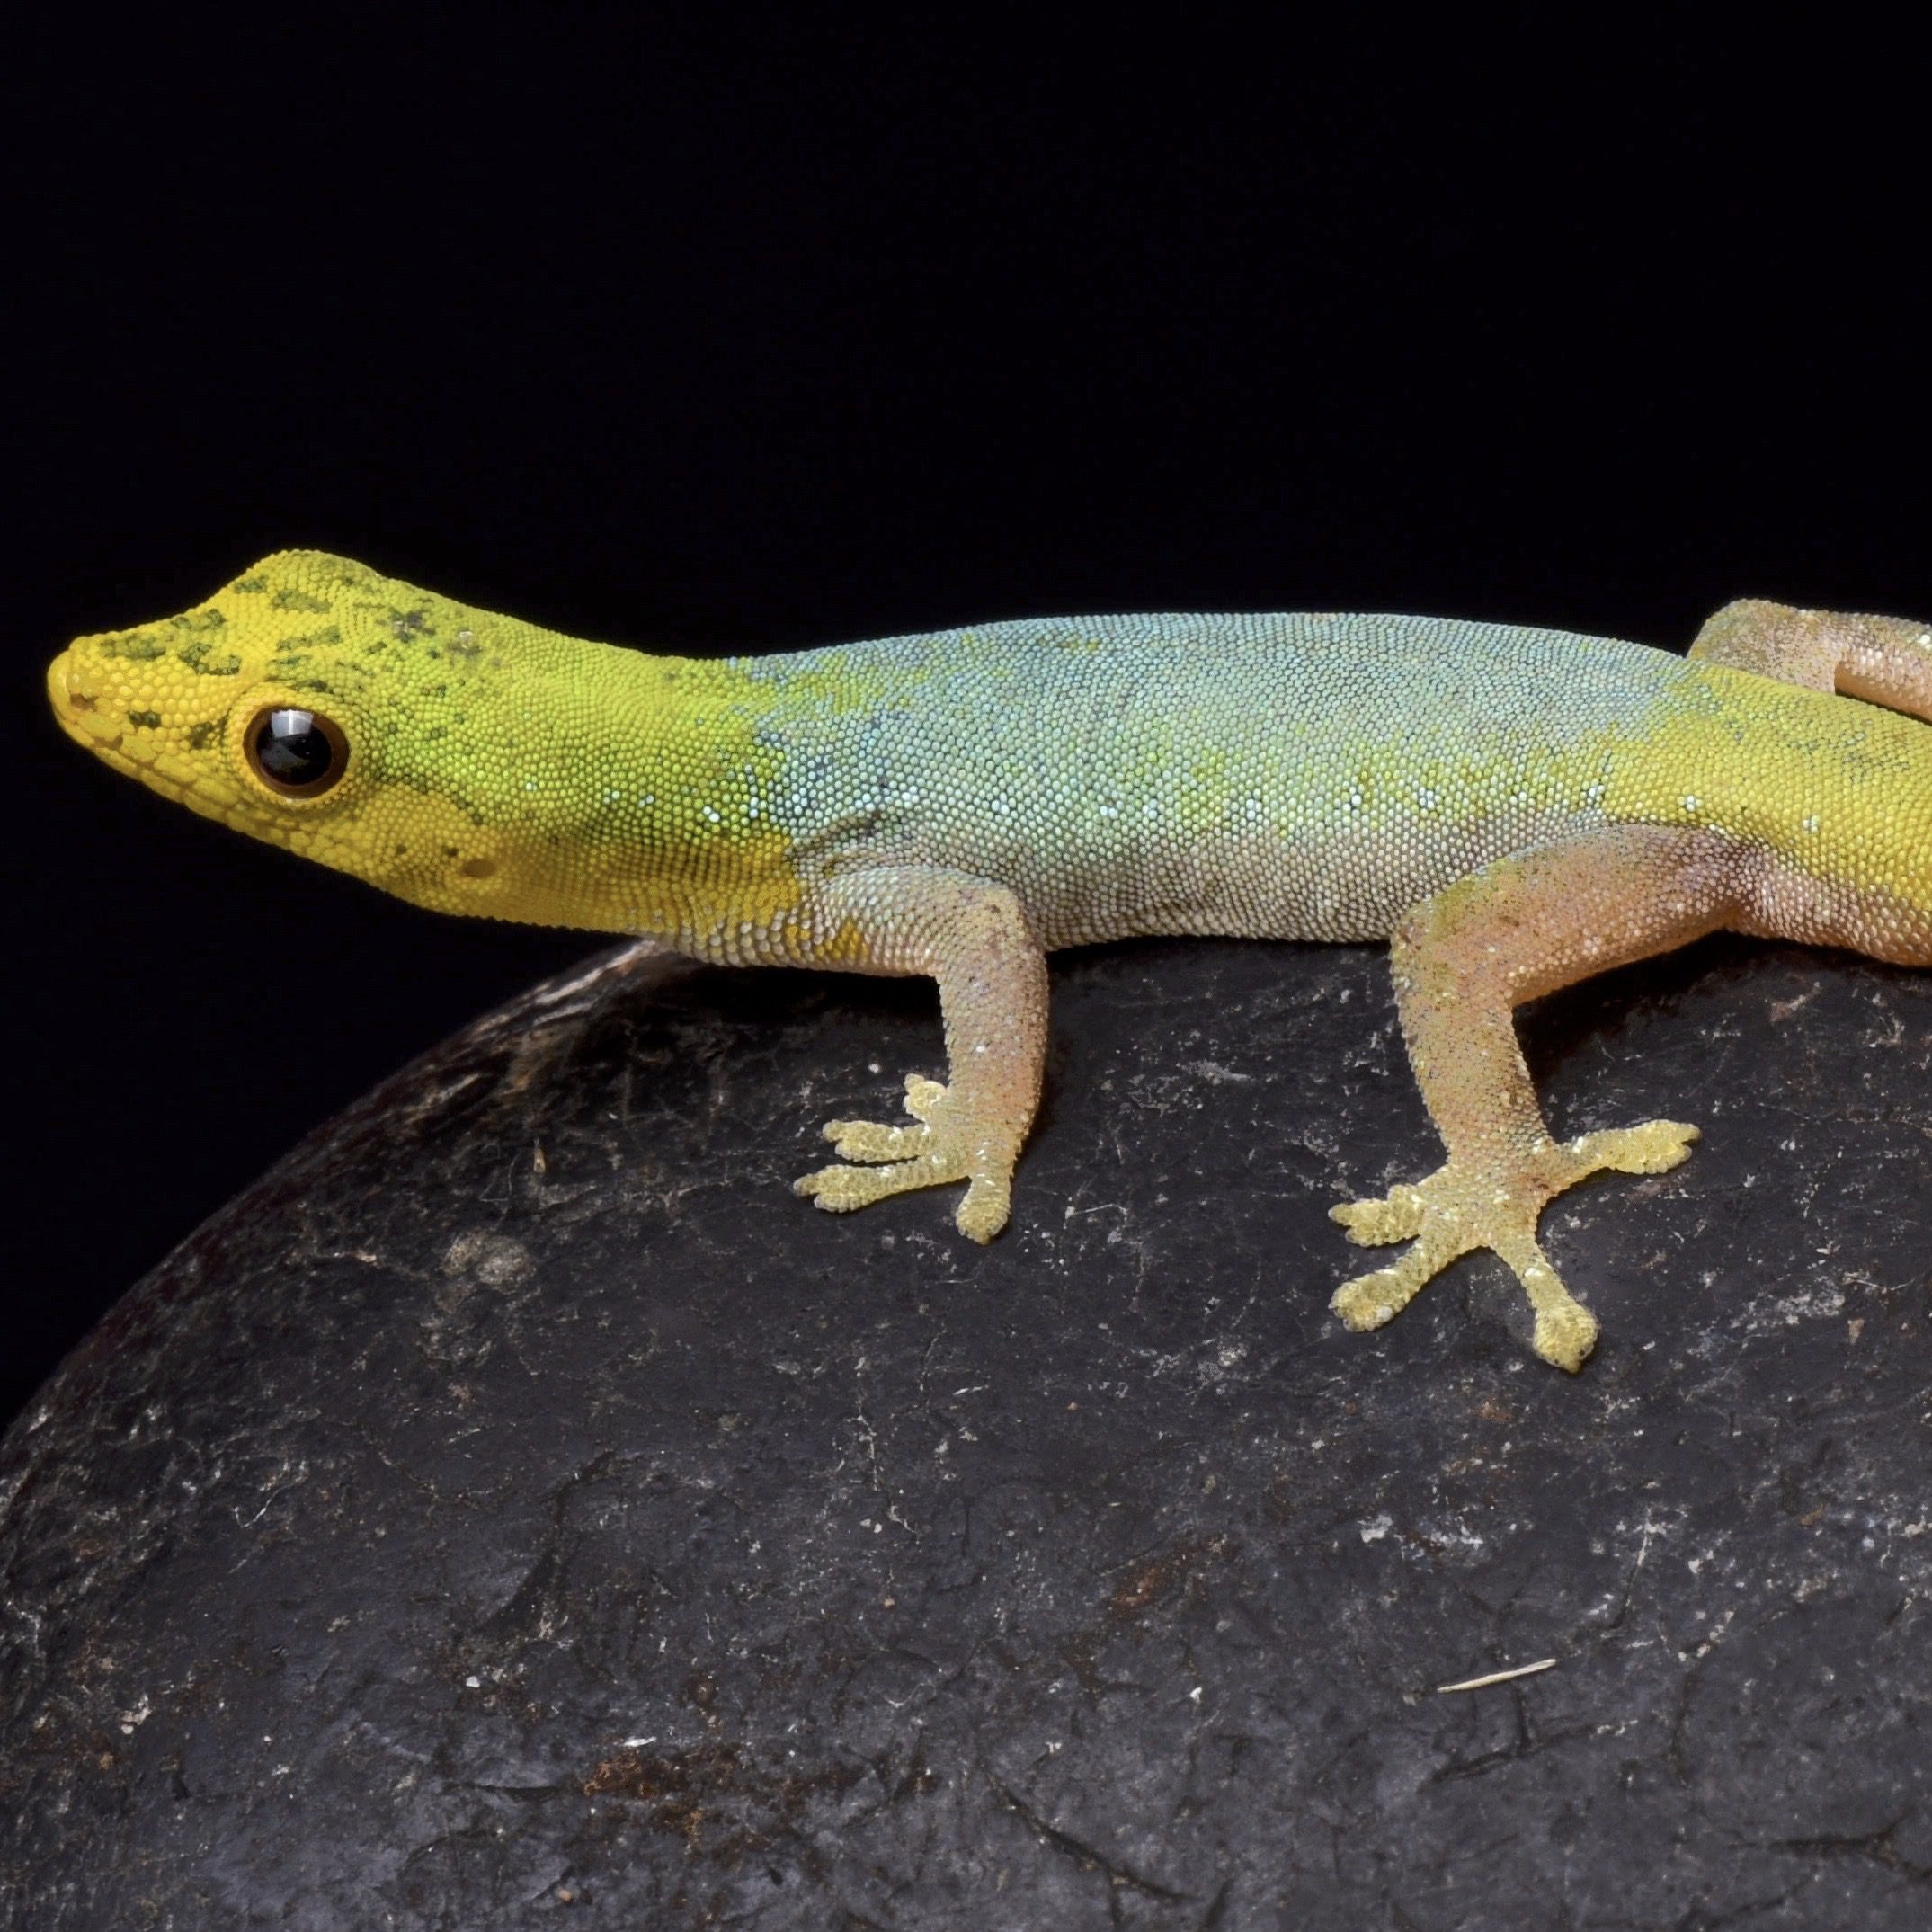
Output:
[245, 706, 349, 797]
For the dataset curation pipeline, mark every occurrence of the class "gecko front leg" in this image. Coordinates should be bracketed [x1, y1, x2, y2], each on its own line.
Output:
[1332, 825, 1749, 1370]
[791, 866, 1048, 1241]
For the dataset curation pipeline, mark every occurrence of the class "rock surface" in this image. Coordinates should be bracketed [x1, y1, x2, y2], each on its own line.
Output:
[2, 935, 1928, 1929]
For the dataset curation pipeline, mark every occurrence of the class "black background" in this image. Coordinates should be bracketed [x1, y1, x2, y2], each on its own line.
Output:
[5, 16, 1926, 1428]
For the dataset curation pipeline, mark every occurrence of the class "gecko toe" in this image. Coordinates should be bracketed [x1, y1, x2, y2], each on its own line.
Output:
[955, 1175, 1011, 1242]
[1331, 1267, 1406, 1331]
[1530, 1299, 1600, 1373]
[1328, 1149, 1622, 1367]
[795, 1163, 895, 1213]
[1563, 1118, 1700, 1177]
[1331, 1183, 1427, 1245]
[1331, 1215, 1474, 1330]
[796, 1071, 1009, 1228]
[824, 1117, 932, 1162]
[902, 1074, 948, 1120]
[820, 1074, 957, 1162]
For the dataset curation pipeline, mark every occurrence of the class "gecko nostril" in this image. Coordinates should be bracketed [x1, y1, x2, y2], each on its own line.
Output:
[53, 655, 101, 711]
[47, 654, 106, 725]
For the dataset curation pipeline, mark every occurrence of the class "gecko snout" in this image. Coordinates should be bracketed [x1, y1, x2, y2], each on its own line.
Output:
[47, 650, 100, 720]
[49, 650, 89, 706]
[46, 648, 123, 755]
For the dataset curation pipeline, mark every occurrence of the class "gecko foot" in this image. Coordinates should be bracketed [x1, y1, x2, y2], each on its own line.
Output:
[793, 1074, 1014, 1241]
[1327, 1119, 1699, 1370]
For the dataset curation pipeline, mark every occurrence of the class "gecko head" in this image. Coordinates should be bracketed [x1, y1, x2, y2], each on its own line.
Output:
[47, 550, 614, 921]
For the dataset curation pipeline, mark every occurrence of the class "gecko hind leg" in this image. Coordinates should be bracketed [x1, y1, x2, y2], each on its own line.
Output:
[1330, 824, 1744, 1370]
[1688, 600, 1931, 720]
[1331, 1119, 1698, 1372]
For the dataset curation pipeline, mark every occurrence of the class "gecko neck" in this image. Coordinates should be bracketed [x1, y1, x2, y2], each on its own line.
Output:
[403, 638, 808, 942]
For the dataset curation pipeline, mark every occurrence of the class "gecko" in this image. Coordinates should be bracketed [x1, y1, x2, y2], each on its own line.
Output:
[48, 554, 1932, 1370]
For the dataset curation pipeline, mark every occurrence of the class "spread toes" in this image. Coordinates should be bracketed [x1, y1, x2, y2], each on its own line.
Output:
[1325, 1120, 1696, 1370]
[794, 1073, 1013, 1241]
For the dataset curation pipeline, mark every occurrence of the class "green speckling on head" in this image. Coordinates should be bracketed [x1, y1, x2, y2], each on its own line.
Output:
[100, 630, 169, 662]
[272, 587, 332, 613]
[169, 609, 227, 632]
[277, 627, 342, 653]
[177, 640, 242, 675]
[186, 719, 220, 751]
[233, 574, 269, 593]
[127, 709, 162, 729]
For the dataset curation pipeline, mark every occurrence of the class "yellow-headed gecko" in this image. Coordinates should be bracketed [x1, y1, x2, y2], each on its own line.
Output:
[48, 555, 1931, 1368]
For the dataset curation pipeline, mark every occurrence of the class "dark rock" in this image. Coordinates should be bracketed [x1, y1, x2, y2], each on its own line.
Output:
[2, 935, 1928, 1929]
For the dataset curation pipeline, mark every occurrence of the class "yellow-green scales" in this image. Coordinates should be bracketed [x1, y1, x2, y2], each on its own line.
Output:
[49, 552, 1932, 1371]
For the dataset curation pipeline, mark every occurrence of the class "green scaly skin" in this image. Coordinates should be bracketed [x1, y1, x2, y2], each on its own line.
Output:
[49, 555, 1932, 1367]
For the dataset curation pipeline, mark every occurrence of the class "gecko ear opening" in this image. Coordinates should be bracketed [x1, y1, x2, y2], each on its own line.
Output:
[245, 705, 350, 798]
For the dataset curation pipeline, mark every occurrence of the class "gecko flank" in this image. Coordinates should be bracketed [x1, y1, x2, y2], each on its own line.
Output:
[49, 555, 1932, 1369]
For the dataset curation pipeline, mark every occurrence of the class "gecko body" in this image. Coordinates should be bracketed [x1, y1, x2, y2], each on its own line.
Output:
[49, 555, 1932, 1368]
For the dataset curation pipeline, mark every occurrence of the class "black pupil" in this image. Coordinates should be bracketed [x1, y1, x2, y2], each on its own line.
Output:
[255, 708, 334, 788]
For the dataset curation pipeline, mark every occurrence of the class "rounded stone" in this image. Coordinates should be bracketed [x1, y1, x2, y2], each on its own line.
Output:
[3, 938, 1928, 1928]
